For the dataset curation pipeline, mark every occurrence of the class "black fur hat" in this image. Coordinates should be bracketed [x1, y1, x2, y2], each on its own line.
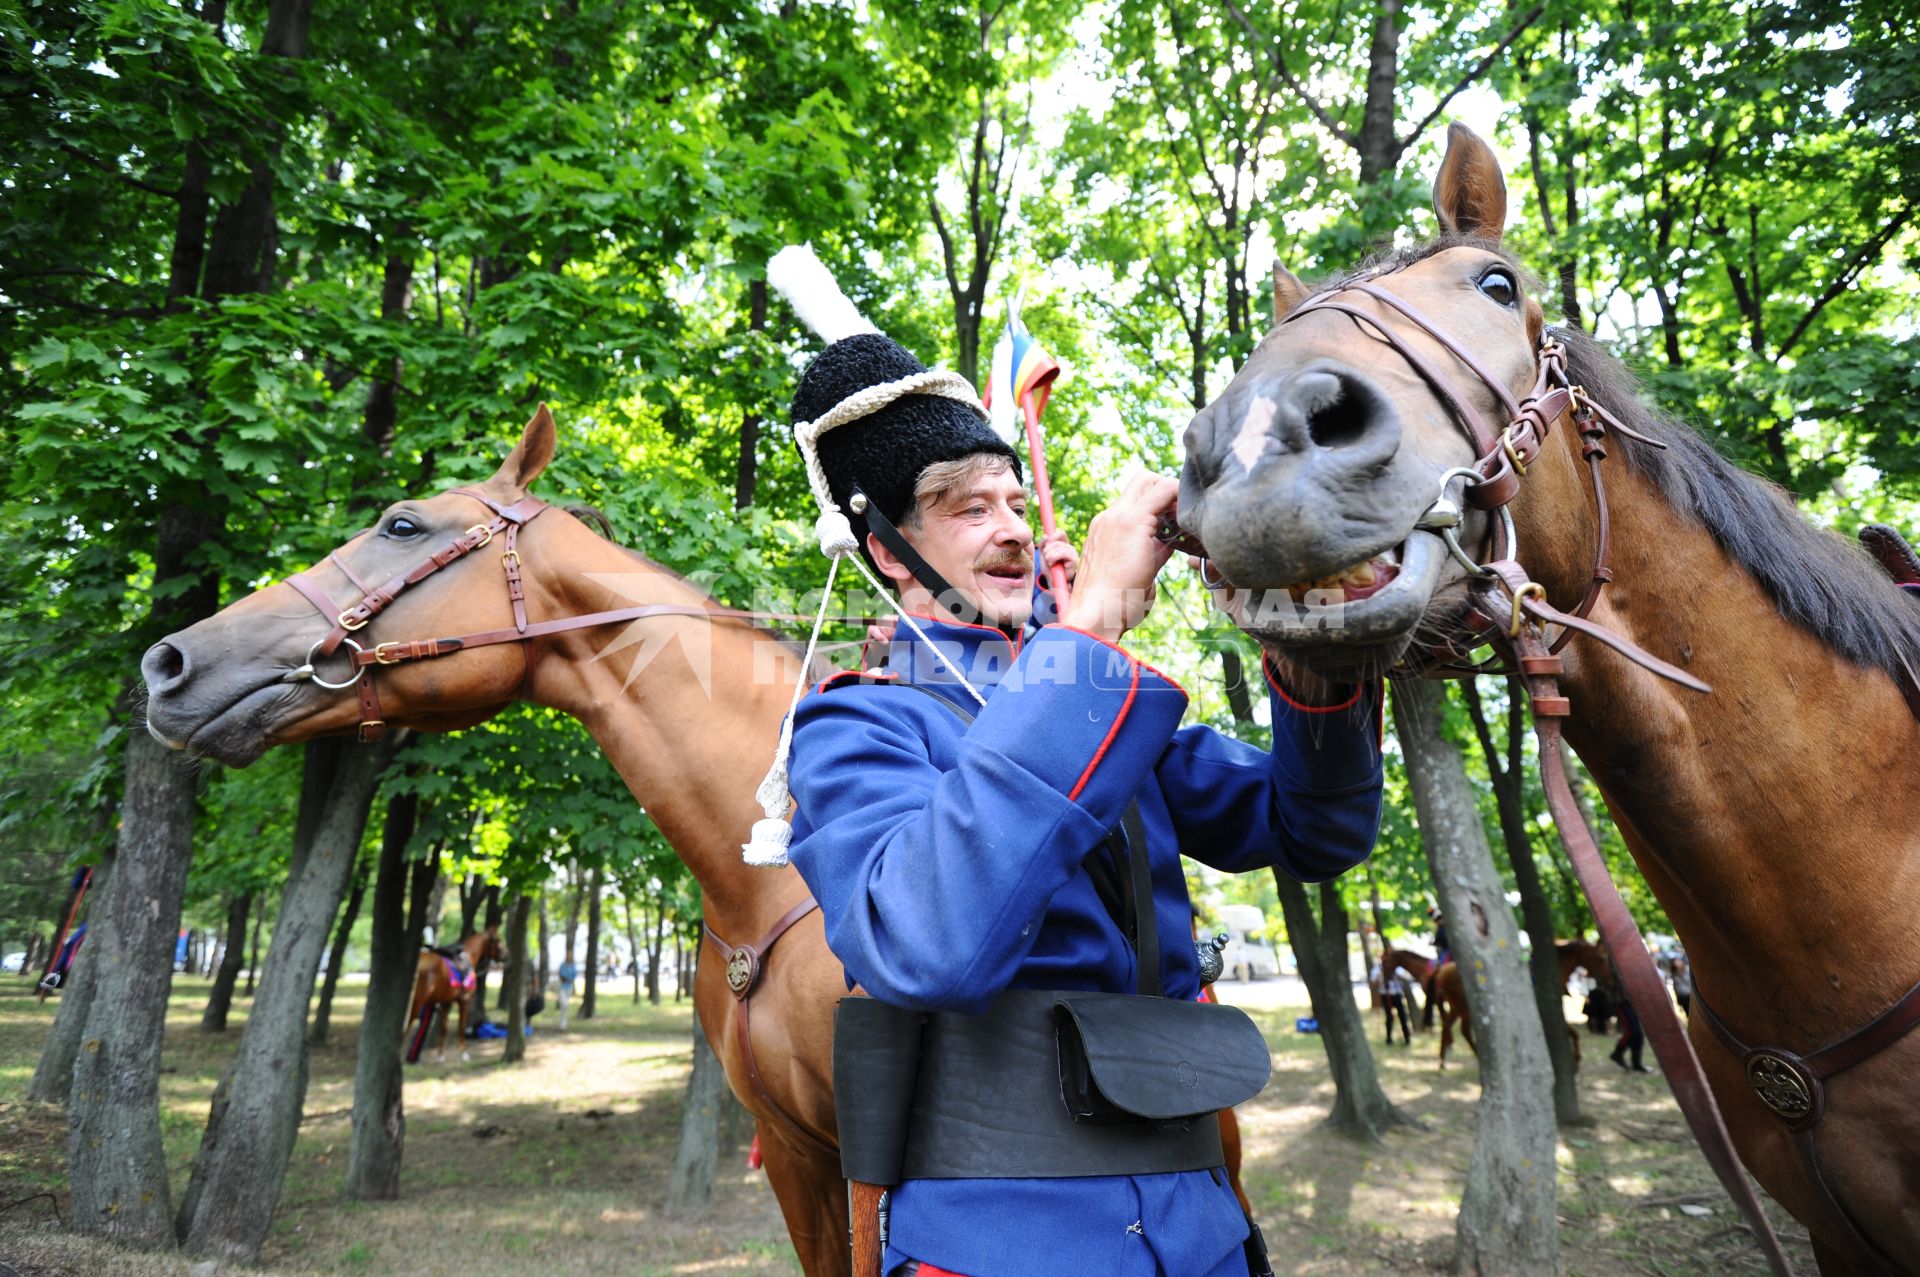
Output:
[791, 333, 1020, 556]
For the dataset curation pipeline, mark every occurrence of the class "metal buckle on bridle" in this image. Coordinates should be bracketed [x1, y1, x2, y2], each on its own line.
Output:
[466, 523, 494, 549]
[337, 609, 369, 632]
[1505, 581, 1547, 637]
[373, 642, 404, 665]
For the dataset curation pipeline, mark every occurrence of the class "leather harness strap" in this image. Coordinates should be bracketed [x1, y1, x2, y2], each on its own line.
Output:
[1514, 637, 1796, 1277]
[1689, 977, 1920, 1275]
[702, 896, 834, 1160]
[281, 490, 878, 743]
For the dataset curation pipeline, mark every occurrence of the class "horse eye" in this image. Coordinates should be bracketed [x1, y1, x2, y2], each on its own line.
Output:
[1478, 269, 1518, 308]
[385, 514, 424, 539]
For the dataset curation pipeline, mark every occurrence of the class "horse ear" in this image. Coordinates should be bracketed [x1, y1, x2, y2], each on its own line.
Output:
[1272, 263, 1311, 320]
[1432, 122, 1507, 239]
[492, 404, 557, 494]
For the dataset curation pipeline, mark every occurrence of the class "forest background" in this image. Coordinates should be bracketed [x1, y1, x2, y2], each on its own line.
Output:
[0, 0, 1915, 1261]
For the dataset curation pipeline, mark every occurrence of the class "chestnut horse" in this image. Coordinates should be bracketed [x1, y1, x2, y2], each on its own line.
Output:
[142, 414, 854, 1274]
[1384, 940, 1603, 1070]
[406, 926, 508, 1064]
[1181, 123, 1920, 1272]
[140, 412, 1251, 1275]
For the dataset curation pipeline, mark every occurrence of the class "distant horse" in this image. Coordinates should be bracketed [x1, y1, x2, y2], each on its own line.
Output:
[1182, 122, 1920, 1271]
[406, 926, 508, 1064]
[1384, 940, 1607, 1070]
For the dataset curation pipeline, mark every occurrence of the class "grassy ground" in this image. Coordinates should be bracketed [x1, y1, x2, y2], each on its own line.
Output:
[0, 974, 1813, 1276]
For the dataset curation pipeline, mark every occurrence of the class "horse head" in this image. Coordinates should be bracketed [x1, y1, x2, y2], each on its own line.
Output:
[143, 407, 590, 765]
[1178, 124, 1575, 681]
[477, 925, 509, 967]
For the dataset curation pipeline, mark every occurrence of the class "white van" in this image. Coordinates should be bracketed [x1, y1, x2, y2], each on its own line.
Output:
[1216, 904, 1282, 981]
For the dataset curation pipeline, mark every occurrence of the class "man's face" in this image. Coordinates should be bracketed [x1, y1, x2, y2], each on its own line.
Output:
[893, 463, 1035, 628]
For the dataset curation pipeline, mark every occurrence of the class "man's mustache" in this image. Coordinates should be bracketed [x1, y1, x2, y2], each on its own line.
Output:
[975, 553, 1032, 576]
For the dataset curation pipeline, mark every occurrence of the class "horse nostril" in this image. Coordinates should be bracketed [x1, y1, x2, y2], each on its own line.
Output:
[143, 641, 190, 693]
[1302, 374, 1375, 450]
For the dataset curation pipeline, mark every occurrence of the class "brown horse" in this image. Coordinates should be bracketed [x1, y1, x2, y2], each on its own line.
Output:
[1181, 123, 1920, 1272]
[1387, 940, 1605, 1070]
[406, 926, 508, 1064]
[142, 414, 855, 1274]
[139, 412, 1253, 1274]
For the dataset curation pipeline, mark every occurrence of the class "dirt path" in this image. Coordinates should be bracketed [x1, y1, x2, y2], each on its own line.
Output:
[0, 976, 1812, 1275]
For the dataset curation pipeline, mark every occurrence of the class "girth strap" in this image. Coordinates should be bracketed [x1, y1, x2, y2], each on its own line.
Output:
[702, 897, 835, 1160]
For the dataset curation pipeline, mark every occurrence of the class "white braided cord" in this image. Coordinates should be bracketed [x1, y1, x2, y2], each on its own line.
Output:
[795, 369, 989, 516]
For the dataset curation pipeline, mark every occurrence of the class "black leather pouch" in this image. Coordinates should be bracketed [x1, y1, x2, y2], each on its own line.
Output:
[1052, 992, 1272, 1127]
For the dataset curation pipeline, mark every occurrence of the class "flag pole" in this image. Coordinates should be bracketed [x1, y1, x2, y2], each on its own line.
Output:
[1019, 392, 1072, 607]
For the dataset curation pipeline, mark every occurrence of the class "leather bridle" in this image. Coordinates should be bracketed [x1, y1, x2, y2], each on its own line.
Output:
[280, 488, 835, 743]
[1275, 270, 1809, 1277]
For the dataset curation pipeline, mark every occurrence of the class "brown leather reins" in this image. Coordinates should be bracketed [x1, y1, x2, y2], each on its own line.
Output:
[1273, 276, 1803, 1277]
[282, 488, 857, 742]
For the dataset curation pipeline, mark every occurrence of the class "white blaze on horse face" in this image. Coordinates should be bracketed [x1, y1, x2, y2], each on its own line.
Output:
[1230, 394, 1279, 475]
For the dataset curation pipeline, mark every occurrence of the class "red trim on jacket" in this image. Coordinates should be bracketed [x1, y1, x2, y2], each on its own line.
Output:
[902, 611, 1023, 658]
[1068, 660, 1139, 803]
[1261, 651, 1364, 713]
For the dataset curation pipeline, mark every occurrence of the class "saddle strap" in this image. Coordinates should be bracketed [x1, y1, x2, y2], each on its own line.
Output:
[1690, 977, 1920, 1275]
[1515, 637, 1795, 1277]
[702, 897, 835, 1160]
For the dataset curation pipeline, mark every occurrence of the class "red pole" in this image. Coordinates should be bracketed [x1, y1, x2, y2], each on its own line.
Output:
[1020, 393, 1071, 607]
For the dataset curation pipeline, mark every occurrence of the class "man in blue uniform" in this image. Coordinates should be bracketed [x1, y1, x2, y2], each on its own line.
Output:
[779, 326, 1384, 1277]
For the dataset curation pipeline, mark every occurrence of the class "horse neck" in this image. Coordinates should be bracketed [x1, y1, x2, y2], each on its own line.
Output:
[521, 535, 815, 930]
[1518, 440, 1920, 1039]
[462, 933, 487, 966]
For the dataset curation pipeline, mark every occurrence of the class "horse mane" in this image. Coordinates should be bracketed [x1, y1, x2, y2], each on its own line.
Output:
[1300, 237, 1920, 690]
[1553, 325, 1920, 690]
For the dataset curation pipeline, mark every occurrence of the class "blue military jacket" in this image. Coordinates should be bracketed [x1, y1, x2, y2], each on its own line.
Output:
[787, 616, 1384, 1277]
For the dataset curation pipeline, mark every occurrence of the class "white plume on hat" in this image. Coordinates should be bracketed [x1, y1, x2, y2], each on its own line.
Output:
[740, 246, 990, 868]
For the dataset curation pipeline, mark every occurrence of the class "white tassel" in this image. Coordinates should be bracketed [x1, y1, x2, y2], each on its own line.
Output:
[768, 244, 880, 344]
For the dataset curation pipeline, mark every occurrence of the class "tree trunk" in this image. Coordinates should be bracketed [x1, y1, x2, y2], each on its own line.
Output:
[564, 862, 582, 962]
[202, 892, 253, 1031]
[346, 790, 420, 1200]
[1391, 678, 1559, 1274]
[310, 854, 370, 1047]
[1356, 0, 1403, 187]
[733, 279, 769, 510]
[647, 905, 666, 1006]
[665, 1020, 729, 1217]
[1272, 873, 1415, 1140]
[177, 736, 396, 1262]
[243, 904, 262, 998]
[67, 732, 199, 1247]
[502, 893, 532, 1064]
[471, 883, 501, 1021]
[1461, 678, 1582, 1125]
[536, 895, 550, 995]
[625, 904, 643, 1005]
[582, 866, 602, 1020]
[28, 855, 113, 1104]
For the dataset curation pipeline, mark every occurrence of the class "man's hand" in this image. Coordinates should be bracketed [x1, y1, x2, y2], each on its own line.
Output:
[1039, 528, 1078, 589]
[1058, 473, 1177, 644]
